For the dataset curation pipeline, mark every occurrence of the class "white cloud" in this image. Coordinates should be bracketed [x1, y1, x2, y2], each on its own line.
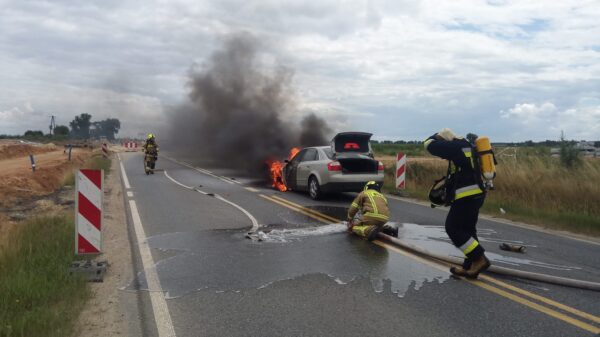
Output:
[500, 102, 600, 140]
[0, 0, 599, 140]
[500, 102, 558, 123]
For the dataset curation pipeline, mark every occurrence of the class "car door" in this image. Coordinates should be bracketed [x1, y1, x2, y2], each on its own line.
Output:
[296, 148, 318, 190]
[283, 149, 305, 190]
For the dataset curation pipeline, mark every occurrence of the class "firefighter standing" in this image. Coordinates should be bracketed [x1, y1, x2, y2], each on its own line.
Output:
[143, 133, 159, 174]
[346, 181, 397, 241]
[424, 128, 490, 279]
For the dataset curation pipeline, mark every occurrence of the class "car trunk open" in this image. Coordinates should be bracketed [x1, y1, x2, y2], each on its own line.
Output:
[331, 132, 378, 174]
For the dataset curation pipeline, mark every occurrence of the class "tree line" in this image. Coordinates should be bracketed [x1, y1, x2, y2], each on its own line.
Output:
[13, 113, 121, 140]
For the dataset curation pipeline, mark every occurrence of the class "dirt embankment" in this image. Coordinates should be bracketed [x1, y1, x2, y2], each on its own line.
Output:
[0, 140, 58, 160]
[0, 148, 93, 208]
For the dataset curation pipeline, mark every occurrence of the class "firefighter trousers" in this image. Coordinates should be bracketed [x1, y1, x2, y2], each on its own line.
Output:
[446, 195, 485, 268]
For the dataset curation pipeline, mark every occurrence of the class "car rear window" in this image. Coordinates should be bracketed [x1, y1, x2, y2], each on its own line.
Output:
[322, 148, 334, 159]
[302, 148, 318, 161]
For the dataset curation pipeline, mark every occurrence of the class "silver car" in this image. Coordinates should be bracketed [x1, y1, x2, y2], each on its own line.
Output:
[282, 132, 384, 199]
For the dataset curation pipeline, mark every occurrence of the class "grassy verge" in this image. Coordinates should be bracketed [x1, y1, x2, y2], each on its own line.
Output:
[379, 148, 600, 236]
[0, 216, 90, 337]
[63, 154, 112, 187]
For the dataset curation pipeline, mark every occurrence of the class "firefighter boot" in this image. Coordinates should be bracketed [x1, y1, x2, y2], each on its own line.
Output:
[352, 225, 379, 241]
[465, 254, 490, 279]
[382, 223, 399, 237]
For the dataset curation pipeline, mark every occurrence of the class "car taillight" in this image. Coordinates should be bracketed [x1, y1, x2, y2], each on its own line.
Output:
[378, 162, 384, 171]
[328, 161, 342, 171]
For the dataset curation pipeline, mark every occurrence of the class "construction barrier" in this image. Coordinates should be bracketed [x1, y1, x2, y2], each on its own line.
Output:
[123, 141, 138, 151]
[75, 169, 103, 255]
[396, 152, 406, 190]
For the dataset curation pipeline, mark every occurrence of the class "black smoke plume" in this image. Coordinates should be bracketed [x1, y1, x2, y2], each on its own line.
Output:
[168, 33, 331, 172]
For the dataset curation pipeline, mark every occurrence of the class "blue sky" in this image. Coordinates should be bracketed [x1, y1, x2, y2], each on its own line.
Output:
[0, 0, 599, 141]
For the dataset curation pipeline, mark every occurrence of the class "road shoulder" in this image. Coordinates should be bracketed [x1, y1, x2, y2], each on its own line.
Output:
[74, 155, 136, 336]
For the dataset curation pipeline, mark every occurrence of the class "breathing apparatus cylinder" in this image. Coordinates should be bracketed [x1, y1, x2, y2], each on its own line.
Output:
[475, 136, 496, 186]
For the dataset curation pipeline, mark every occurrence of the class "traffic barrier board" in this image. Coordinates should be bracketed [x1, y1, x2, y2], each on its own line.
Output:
[396, 152, 406, 190]
[75, 169, 103, 255]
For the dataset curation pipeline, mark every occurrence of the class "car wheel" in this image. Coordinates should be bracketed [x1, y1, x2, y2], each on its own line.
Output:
[308, 176, 322, 200]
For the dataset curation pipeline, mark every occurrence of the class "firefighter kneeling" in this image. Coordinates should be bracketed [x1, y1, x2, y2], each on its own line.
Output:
[347, 181, 398, 241]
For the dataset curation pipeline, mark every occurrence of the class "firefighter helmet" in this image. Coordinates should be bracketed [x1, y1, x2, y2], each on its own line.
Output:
[364, 181, 380, 191]
[147, 133, 155, 140]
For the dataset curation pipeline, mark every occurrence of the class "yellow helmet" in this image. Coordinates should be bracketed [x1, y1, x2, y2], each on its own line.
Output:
[364, 181, 380, 191]
[147, 133, 155, 140]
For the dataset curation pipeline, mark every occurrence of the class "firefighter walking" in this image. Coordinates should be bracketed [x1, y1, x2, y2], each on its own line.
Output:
[142, 133, 159, 175]
[424, 128, 490, 279]
[347, 181, 398, 241]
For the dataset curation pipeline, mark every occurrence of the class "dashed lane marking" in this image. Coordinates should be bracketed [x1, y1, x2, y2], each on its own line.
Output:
[127, 191, 134, 197]
[245, 187, 260, 193]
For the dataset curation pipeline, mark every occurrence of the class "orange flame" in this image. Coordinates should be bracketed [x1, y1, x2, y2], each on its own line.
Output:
[267, 147, 301, 192]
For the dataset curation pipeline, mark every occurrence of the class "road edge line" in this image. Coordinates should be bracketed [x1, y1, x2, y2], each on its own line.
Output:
[120, 156, 177, 337]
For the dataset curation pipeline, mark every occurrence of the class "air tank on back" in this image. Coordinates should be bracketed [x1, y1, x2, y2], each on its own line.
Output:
[475, 136, 496, 187]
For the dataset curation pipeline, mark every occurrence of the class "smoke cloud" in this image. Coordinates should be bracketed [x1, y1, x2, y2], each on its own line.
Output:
[167, 33, 332, 172]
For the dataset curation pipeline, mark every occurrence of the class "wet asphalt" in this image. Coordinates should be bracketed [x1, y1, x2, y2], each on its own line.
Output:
[120, 152, 600, 337]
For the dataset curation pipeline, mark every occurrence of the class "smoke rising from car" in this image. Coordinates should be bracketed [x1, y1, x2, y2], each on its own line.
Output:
[167, 33, 331, 172]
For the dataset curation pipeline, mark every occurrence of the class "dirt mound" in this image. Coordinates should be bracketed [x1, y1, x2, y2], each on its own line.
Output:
[0, 141, 57, 160]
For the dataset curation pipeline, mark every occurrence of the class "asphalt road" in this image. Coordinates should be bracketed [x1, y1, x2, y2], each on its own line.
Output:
[118, 151, 600, 337]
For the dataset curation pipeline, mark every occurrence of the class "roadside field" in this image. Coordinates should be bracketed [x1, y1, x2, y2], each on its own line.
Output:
[376, 145, 600, 236]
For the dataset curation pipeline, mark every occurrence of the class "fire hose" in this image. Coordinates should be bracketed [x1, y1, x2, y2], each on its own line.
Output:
[376, 232, 600, 292]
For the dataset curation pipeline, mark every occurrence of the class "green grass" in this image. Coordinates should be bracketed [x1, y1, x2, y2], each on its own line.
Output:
[0, 216, 90, 337]
[63, 154, 111, 187]
[371, 143, 425, 157]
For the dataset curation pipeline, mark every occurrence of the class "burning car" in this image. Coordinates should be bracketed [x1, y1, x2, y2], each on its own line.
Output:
[280, 132, 384, 199]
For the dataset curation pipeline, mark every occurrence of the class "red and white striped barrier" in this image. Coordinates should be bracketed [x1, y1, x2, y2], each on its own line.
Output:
[123, 141, 138, 151]
[102, 143, 109, 157]
[396, 152, 406, 190]
[76, 169, 103, 255]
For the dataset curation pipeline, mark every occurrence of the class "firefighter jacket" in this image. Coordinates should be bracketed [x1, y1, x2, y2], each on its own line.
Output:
[424, 136, 484, 201]
[348, 189, 390, 223]
[143, 141, 159, 155]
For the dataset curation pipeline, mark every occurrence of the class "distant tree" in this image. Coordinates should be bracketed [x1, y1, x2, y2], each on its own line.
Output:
[54, 125, 69, 136]
[394, 140, 406, 144]
[93, 118, 121, 140]
[69, 113, 92, 139]
[559, 131, 581, 168]
[24, 130, 44, 137]
[595, 141, 600, 148]
[370, 140, 380, 144]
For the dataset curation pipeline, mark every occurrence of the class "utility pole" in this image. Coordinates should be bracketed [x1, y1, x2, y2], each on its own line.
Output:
[49, 115, 56, 135]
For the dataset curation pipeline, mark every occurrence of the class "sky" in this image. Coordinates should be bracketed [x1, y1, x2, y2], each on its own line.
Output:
[1, 0, 599, 141]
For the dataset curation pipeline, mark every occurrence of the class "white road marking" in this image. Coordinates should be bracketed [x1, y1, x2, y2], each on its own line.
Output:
[245, 187, 260, 193]
[119, 157, 176, 337]
[163, 156, 238, 185]
[163, 170, 260, 232]
[127, 191, 134, 197]
[118, 154, 131, 189]
[164, 170, 193, 189]
[129, 200, 177, 337]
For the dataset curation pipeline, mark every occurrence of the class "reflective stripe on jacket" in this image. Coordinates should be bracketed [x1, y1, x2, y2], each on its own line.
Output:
[348, 190, 390, 221]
